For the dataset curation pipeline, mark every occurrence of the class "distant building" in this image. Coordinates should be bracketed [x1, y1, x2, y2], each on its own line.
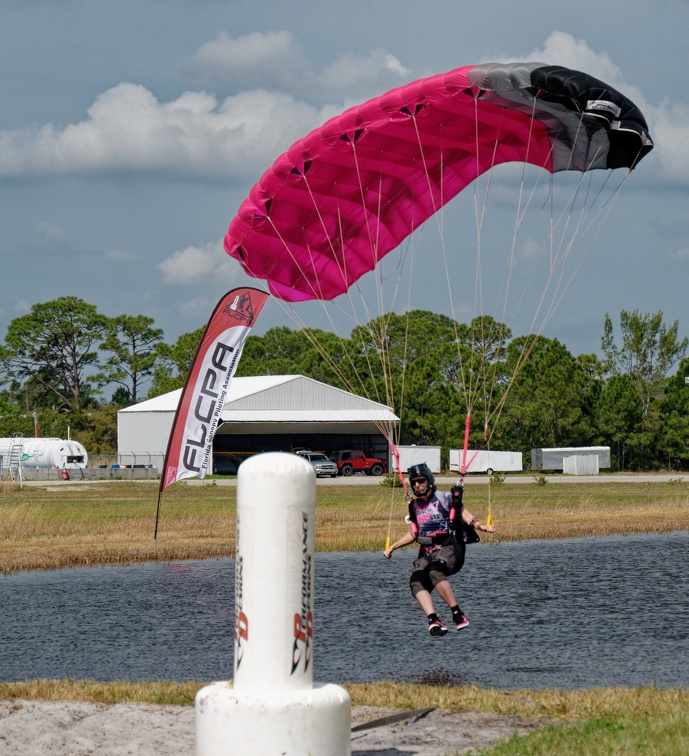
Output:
[531, 446, 611, 474]
[117, 374, 399, 473]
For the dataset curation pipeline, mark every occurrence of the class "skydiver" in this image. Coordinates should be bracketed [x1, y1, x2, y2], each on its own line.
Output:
[383, 463, 495, 637]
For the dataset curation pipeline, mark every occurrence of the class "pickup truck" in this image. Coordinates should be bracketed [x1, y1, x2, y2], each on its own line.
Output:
[329, 449, 385, 477]
[295, 450, 339, 478]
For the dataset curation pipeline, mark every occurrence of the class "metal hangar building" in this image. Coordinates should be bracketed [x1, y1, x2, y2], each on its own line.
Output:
[117, 375, 398, 473]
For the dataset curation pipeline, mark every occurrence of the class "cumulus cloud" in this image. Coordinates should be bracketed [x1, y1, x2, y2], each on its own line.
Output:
[159, 239, 242, 286]
[186, 30, 309, 89]
[649, 100, 689, 186]
[0, 30, 413, 182]
[513, 32, 689, 188]
[520, 31, 627, 91]
[1, 30, 687, 189]
[0, 83, 325, 180]
[186, 30, 410, 101]
[317, 49, 410, 100]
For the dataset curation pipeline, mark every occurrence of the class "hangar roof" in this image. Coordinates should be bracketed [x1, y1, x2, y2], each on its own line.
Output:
[119, 375, 398, 423]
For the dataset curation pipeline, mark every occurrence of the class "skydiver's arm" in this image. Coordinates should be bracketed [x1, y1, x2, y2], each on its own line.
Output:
[461, 506, 495, 533]
[383, 530, 417, 558]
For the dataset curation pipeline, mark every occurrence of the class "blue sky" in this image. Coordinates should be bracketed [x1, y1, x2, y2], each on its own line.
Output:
[2, 0, 688, 367]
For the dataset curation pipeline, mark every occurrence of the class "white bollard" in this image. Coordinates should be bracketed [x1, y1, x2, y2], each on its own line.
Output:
[195, 452, 351, 756]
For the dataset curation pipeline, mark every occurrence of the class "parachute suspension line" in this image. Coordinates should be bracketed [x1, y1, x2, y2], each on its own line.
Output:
[463, 96, 550, 449]
[342, 143, 407, 423]
[474, 104, 547, 444]
[534, 168, 631, 336]
[261, 185, 396, 418]
[231, 233, 391, 416]
[462, 100, 509, 465]
[411, 109, 494, 478]
[285, 146, 415, 503]
[268, 161, 393, 420]
[472, 101, 623, 446]
[518, 165, 620, 347]
[383, 243, 418, 552]
[384, 185, 425, 549]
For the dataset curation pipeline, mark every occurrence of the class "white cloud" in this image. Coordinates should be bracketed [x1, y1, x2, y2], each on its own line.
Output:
[186, 30, 411, 101]
[511, 32, 689, 188]
[159, 239, 242, 286]
[521, 31, 626, 89]
[317, 49, 410, 99]
[649, 100, 689, 186]
[186, 30, 308, 88]
[0, 83, 325, 180]
[1, 30, 687, 189]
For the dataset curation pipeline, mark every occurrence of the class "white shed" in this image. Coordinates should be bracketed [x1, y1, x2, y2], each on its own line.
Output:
[117, 375, 399, 472]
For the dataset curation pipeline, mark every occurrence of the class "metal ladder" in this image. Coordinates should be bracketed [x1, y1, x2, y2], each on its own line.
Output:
[7, 437, 24, 484]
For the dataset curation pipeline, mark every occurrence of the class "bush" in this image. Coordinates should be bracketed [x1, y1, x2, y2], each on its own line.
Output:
[380, 472, 404, 488]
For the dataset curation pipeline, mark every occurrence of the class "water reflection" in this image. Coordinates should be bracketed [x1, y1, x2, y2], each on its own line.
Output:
[1, 532, 687, 690]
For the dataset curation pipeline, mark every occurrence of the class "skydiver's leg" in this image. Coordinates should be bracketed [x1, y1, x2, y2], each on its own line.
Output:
[413, 588, 435, 615]
[410, 559, 447, 636]
[433, 581, 468, 629]
[434, 579, 458, 608]
[428, 544, 469, 630]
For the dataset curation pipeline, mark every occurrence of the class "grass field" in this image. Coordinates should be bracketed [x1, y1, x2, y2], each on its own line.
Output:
[1, 477, 688, 573]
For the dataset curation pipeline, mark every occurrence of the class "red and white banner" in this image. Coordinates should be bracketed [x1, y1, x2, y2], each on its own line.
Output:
[159, 287, 269, 491]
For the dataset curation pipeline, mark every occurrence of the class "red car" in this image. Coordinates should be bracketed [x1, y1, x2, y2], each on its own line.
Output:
[330, 450, 385, 477]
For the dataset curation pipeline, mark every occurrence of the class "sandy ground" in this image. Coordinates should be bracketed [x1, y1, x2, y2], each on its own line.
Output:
[0, 700, 547, 755]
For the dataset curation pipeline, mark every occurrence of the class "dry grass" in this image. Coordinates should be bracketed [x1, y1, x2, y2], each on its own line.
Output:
[1, 480, 688, 573]
[0, 483, 235, 574]
[1, 678, 687, 724]
[0, 479, 22, 494]
[0, 679, 201, 706]
[346, 682, 689, 722]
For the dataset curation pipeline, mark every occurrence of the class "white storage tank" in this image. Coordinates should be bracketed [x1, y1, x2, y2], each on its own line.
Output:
[0, 438, 88, 469]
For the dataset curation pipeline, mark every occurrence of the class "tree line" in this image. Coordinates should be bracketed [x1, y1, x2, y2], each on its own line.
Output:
[1, 296, 688, 471]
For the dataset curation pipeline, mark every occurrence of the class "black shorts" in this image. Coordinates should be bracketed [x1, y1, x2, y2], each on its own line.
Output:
[409, 541, 466, 597]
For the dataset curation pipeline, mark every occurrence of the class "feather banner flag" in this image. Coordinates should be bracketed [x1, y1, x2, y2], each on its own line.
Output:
[158, 286, 269, 494]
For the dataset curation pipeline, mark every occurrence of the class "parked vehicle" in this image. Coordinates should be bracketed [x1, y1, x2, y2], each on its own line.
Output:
[329, 449, 385, 476]
[295, 450, 339, 477]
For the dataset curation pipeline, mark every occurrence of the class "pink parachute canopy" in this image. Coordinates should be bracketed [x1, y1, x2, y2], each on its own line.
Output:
[225, 62, 653, 302]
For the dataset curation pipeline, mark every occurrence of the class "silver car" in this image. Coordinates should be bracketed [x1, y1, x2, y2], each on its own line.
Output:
[296, 451, 338, 478]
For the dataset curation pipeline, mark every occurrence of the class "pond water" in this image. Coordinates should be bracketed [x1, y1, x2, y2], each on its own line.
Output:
[1, 532, 688, 690]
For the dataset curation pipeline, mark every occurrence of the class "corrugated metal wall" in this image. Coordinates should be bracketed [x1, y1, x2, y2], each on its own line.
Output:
[228, 376, 385, 411]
